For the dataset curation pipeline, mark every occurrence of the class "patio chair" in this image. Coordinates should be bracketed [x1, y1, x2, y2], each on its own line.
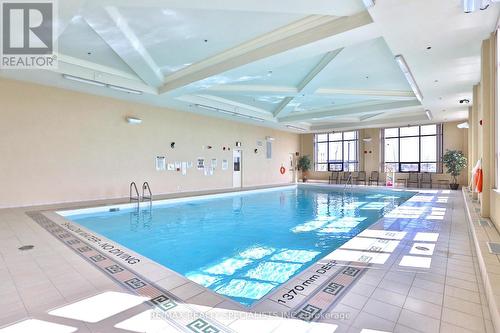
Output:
[328, 171, 340, 184]
[395, 174, 408, 187]
[341, 171, 352, 184]
[368, 171, 379, 185]
[407, 172, 420, 188]
[421, 172, 433, 188]
[355, 171, 367, 185]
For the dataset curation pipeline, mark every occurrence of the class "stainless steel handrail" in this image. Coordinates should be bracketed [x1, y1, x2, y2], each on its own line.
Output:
[142, 182, 152, 202]
[344, 174, 353, 190]
[130, 182, 140, 202]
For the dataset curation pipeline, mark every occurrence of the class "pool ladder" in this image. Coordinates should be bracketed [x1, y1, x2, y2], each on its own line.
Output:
[343, 174, 353, 190]
[129, 182, 152, 203]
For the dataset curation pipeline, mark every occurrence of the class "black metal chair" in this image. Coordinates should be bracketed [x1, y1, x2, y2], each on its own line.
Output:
[328, 171, 340, 184]
[355, 171, 367, 185]
[421, 172, 433, 188]
[368, 171, 379, 185]
[341, 171, 352, 184]
[407, 172, 420, 188]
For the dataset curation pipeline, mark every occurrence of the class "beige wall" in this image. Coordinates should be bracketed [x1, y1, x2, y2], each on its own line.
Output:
[299, 122, 468, 184]
[0, 79, 300, 208]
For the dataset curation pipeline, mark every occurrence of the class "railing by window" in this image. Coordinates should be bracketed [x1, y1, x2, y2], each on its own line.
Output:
[382, 124, 443, 173]
[314, 131, 359, 172]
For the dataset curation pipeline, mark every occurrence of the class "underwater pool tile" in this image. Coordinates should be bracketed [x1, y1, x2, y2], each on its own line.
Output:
[270, 250, 321, 263]
[244, 261, 302, 283]
[215, 279, 276, 300]
[204, 258, 253, 275]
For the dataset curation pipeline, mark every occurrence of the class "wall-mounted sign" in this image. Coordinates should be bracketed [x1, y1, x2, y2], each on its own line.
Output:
[155, 156, 166, 171]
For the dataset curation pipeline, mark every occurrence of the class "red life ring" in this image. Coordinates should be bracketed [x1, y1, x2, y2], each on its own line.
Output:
[280, 166, 286, 175]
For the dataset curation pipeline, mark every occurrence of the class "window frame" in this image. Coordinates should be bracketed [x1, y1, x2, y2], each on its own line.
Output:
[382, 124, 443, 173]
[314, 131, 359, 172]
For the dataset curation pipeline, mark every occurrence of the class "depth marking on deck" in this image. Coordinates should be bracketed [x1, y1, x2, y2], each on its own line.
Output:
[27, 211, 235, 333]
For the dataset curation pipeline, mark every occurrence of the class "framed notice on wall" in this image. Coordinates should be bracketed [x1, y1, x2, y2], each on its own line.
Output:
[155, 156, 166, 171]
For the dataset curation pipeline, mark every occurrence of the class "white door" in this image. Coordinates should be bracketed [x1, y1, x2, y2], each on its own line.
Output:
[233, 150, 242, 188]
[289, 153, 296, 183]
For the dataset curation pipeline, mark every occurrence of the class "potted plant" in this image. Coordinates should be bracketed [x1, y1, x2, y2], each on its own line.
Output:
[297, 155, 311, 182]
[442, 150, 468, 190]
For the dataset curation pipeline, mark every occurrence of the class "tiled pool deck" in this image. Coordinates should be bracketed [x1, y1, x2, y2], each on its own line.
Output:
[0, 186, 497, 333]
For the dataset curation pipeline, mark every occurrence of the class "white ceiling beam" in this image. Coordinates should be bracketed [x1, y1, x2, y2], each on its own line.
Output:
[84, 7, 164, 88]
[206, 85, 298, 95]
[53, 53, 158, 94]
[159, 12, 373, 93]
[273, 48, 342, 117]
[315, 88, 416, 100]
[310, 114, 429, 132]
[55, 0, 87, 39]
[272, 97, 295, 117]
[277, 100, 422, 122]
[84, 0, 366, 17]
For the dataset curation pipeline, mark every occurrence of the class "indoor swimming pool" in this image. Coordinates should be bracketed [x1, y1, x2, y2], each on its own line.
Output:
[62, 185, 415, 306]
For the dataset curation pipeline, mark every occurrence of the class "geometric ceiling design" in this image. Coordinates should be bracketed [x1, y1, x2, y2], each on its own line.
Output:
[0, 0, 498, 132]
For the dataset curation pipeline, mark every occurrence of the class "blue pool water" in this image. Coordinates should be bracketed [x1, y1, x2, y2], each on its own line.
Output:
[66, 186, 414, 306]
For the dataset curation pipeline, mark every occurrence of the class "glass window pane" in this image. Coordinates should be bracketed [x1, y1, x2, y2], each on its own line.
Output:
[385, 163, 398, 172]
[384, 138, 399, 162]
[401, 163, 419, 172]
[400, 126, 419, 136]
[400, 137, 419, 162]
[316, 163, 327, 171]
[421, 125, 437, 135]
[343, 141, 357, 162]
[316, 134, 328, 142]
[384, 128, 398, 137]
[329, 163, 342, 171]
[328, 142, 342, 162]
[343, 131, 357, 140]
[421, 163, 437, 172]
[421, 136, 437, 162]
[330, 132, 342, 141]
[317, 142, 327, 163]
[346, 163, 358, 171]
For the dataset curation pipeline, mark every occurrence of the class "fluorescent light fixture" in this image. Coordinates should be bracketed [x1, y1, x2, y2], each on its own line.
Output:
[362, 0, 375, 8]
[62, 74, 143, 95]
[108, 85, 142, 95]
[63, 74, 106, 87]
[126, 117, 142, 124]
[425, 109, 432, 120]
[195, 104, 265, 122]
[457, 121, 469, 129]
[286, 125, 306, 132]
[395, 55, 423, 103]
[362, 137, 372, 142]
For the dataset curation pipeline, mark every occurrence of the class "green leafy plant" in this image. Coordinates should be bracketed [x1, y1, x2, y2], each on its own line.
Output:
[442, 150, 467, 185]
[297, 155, 311, 182]
[297, 155, 311, 173]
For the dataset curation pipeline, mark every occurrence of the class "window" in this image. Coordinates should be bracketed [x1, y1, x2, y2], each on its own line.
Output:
[314, 131, 359, 171]
[382, 124, 443, 173]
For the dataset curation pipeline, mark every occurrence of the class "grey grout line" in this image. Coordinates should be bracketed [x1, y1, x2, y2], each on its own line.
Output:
[438, 190, 454, 333]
